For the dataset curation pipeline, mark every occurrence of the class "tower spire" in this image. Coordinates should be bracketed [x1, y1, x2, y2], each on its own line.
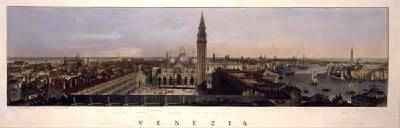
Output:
[197, 12, 207, 43]
[200, 11, 205, 26]
[350, 47, 354, 63]
[196, 12, 207, 86]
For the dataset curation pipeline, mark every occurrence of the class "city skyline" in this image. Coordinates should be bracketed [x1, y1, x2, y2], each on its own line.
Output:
[7, 7, 388, 107]
[7, 7, 387, 58]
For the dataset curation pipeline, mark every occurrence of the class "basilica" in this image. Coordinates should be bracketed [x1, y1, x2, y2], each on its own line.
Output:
[133, 13, 208, 89]
[159, 12, 206, 88]
[134, 13, 246, 89]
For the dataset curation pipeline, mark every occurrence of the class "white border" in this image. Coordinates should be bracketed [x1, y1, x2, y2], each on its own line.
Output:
[0, 0, 398, 128]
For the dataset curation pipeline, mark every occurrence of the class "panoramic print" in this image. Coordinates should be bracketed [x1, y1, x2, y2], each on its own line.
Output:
[7, 7, 388, 106]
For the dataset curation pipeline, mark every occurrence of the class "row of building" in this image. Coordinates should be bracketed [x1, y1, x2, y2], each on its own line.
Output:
[7, 56, 138, 104]
[327, 63, 388, 81]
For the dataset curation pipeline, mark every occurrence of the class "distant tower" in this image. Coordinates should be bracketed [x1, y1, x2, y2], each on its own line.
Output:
[196, 12, 207, 85]
[212, 53, 216, 62]
[166, 51, 169, 59]
[75, 52, 82, 67]
[75, 52, 80, 59]
[350, 48, 354, 63]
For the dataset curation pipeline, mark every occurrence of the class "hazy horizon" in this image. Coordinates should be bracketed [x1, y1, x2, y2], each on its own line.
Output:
[7, 7, 388, 58]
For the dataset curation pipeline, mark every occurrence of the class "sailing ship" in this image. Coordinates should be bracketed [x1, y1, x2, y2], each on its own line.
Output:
[311, 70, 319, 85]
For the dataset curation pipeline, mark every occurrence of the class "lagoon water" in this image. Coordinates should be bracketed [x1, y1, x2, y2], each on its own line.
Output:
[283, 64, 387, 101]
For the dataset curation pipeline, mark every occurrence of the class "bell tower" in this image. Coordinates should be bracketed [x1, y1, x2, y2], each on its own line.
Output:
[196, 12, 207, 85]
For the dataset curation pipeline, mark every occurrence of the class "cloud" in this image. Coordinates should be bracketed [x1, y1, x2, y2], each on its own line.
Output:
[7, 7, 387, 58]
[85, 47, 143, 57]
[72, 31, 122, 40]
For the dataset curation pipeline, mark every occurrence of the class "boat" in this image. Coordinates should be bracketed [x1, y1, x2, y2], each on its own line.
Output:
[311, 71, 319, 85]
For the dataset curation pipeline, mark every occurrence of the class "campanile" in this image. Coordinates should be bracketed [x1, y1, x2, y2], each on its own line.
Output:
[196, 12, 207, 85]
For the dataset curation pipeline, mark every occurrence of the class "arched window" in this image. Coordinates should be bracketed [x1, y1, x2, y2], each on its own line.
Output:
[162, 77, 167, 85]
[158, 77, 161, 85]
[183, 77, 188, 85]
[190, 76, 194, 85]
[177, 74, 182, 85]
[169, 76, 173, 85]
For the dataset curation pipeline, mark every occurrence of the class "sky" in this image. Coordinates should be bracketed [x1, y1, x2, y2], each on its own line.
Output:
[7, 7, 387, 58]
